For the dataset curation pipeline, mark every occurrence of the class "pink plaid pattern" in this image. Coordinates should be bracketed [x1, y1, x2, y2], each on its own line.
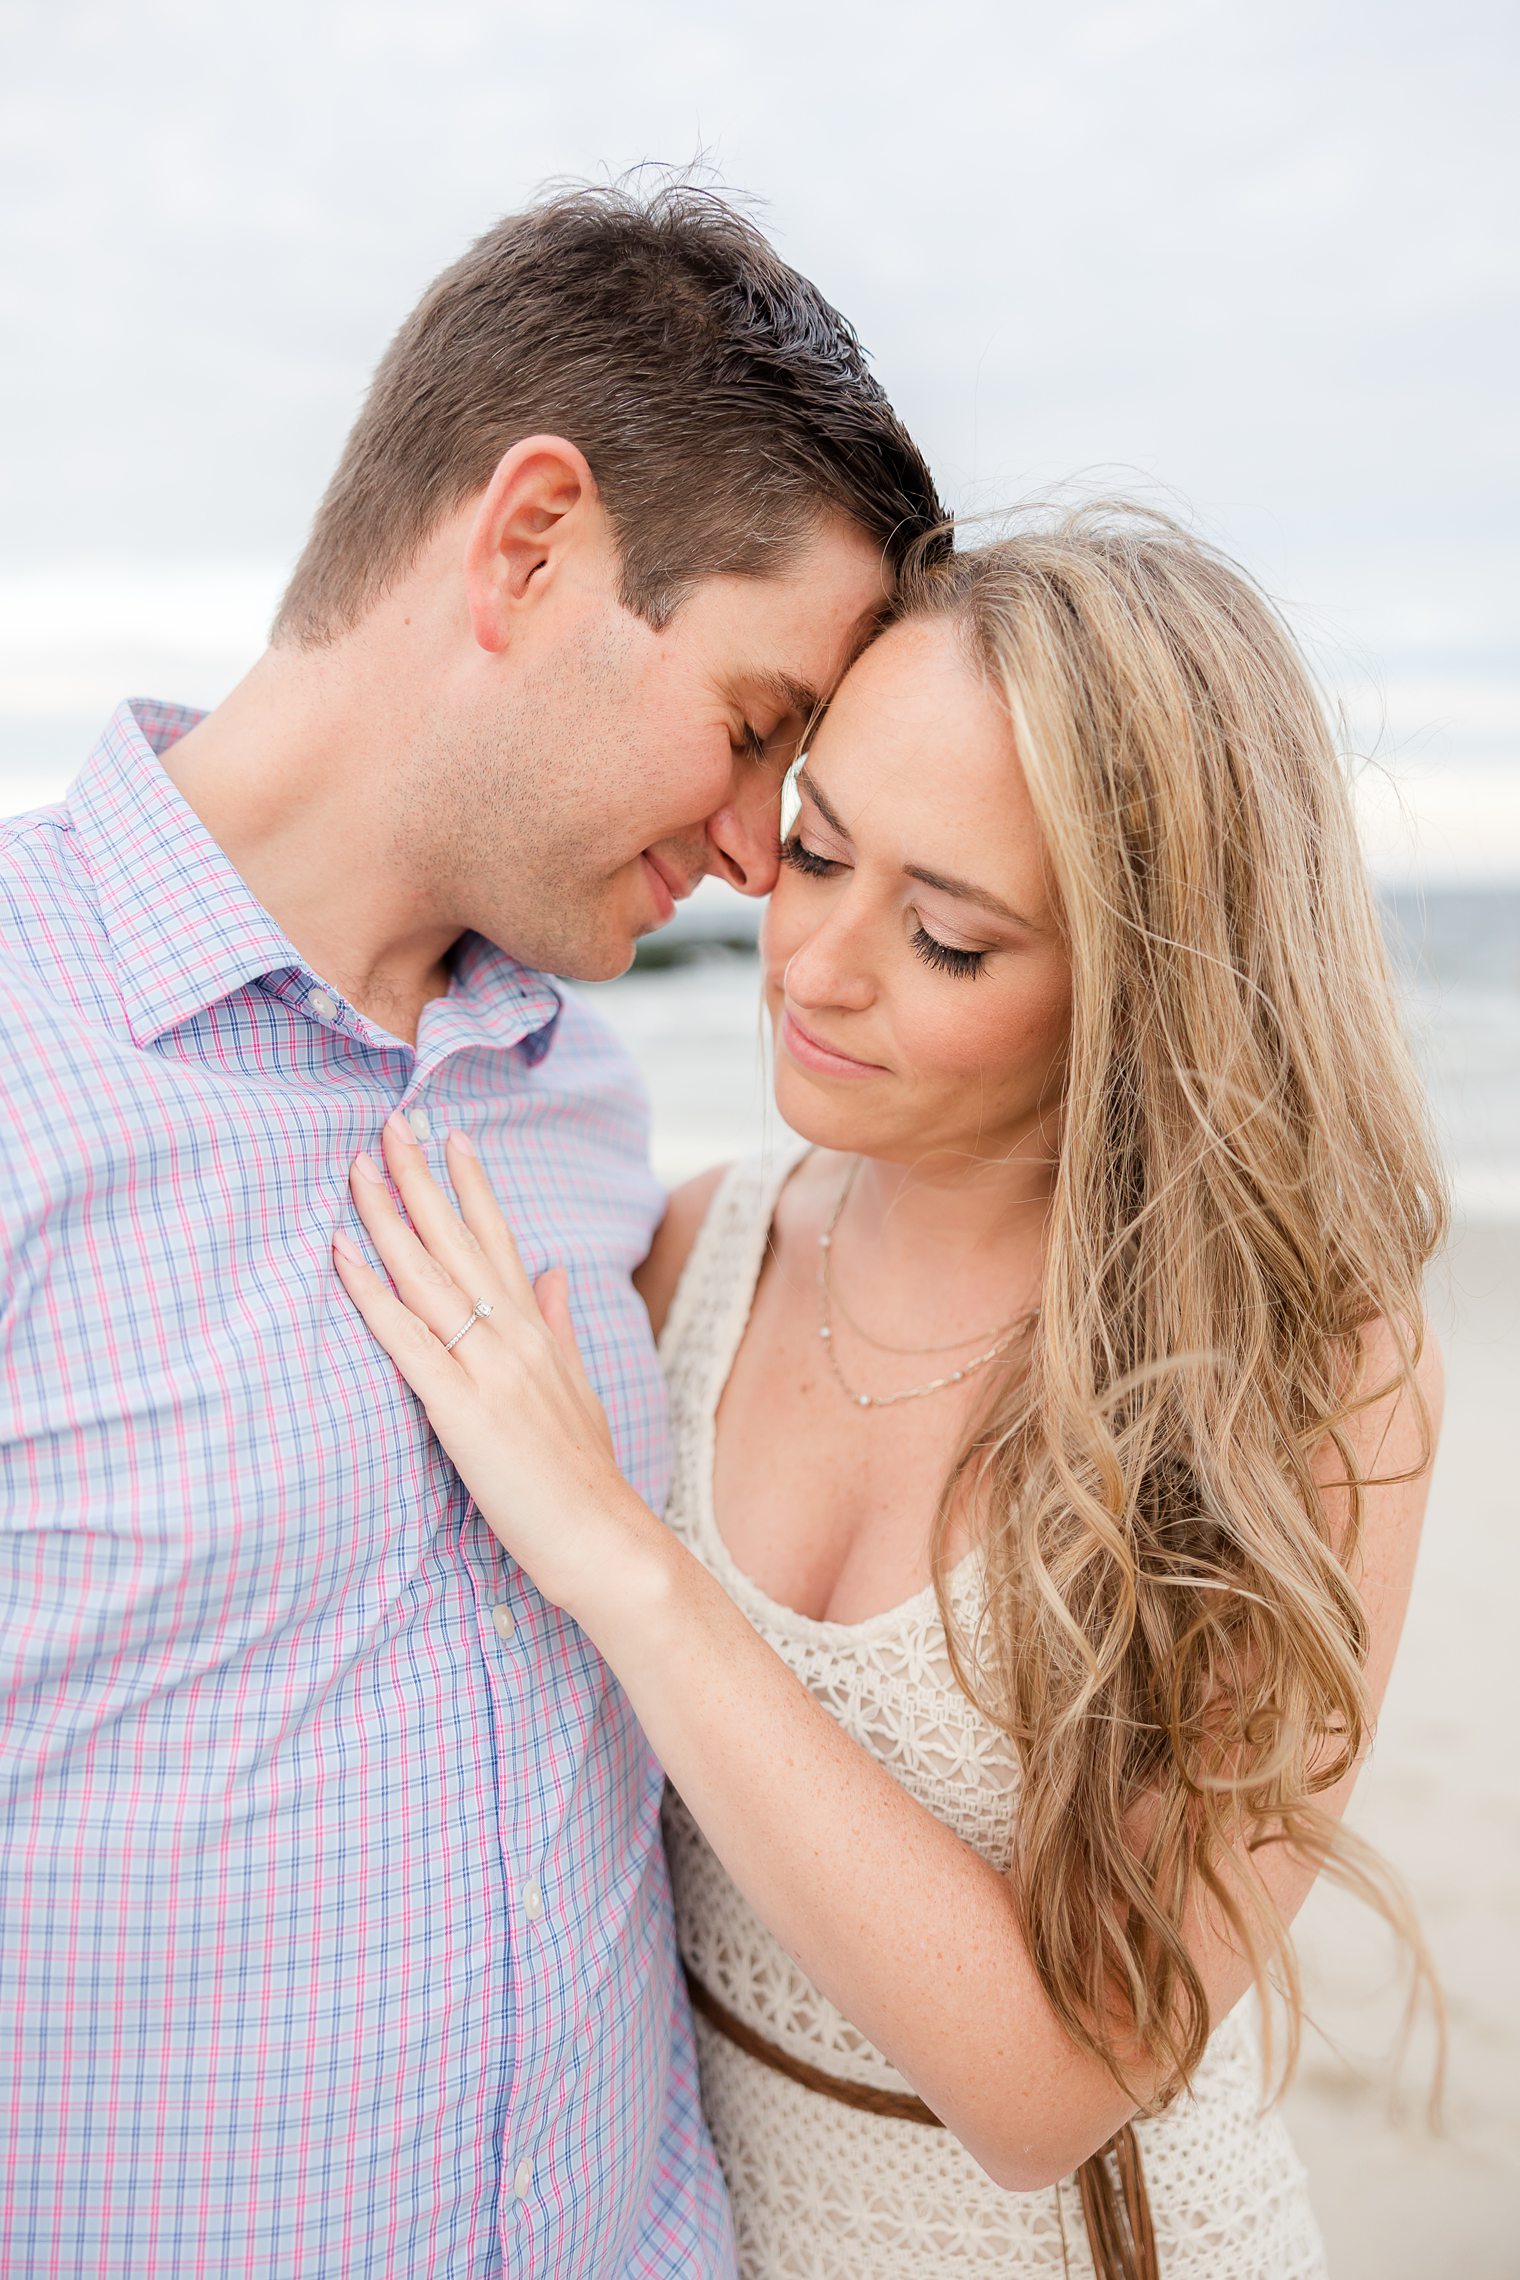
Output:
[0, 702, 736, 2278]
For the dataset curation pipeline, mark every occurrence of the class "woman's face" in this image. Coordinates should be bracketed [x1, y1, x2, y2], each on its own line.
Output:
[762, 616, 1073, 1174]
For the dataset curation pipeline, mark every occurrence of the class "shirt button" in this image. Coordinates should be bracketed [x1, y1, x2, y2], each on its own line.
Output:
[406, 1106, 433, 1142]
[512, 2158, 533, 2199]
[307, 987, 338, 1021]
[523, 1880, 544, 1922]
[490, 1602, 516, 1641]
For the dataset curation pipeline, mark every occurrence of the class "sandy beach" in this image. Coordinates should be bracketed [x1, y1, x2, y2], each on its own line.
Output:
[1283, 1217, 1520, 2276]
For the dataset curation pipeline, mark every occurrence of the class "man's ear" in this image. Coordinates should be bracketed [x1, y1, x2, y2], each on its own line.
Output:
[462, 435, 601, 654]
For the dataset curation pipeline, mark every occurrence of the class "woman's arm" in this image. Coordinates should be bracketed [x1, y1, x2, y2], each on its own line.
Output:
[575, 1333, 1437, 2190]
[332, 1121, 1441, 2191]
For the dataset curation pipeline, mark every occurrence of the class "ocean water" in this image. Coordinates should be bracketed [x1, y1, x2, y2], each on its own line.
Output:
[1381, 888, 1520, 1223]
[582, 886, 1520, 1222]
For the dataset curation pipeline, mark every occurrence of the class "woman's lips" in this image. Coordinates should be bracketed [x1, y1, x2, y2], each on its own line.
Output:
[778, 1006, 885, 1079]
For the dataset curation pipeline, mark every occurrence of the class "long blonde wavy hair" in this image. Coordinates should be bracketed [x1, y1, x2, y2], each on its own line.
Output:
[899, 505, 1446, 2107]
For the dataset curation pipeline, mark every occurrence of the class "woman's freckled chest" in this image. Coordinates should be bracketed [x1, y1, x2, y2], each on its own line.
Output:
[710, 1190, 997, 1625]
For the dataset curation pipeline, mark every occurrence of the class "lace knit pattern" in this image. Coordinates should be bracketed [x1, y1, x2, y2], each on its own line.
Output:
[660, 1151, 1330, 2279]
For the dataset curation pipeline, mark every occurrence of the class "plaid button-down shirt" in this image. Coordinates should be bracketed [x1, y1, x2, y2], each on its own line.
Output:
[0, 701, 736, 2279]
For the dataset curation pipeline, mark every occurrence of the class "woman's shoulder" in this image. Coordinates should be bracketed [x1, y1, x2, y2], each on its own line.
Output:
[634, 1165, 732, 1341]
[634, 1144, 844, 1339]
[1310, 1311, 1445, 1691]
[1319, 1311, 1445, 1508]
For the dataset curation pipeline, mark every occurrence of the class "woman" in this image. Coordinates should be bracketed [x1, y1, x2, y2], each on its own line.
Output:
[331, 506, 1445, 2276]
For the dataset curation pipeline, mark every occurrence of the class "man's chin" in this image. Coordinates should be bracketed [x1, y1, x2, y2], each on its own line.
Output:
[498, 880, 654, 984]
[538, 922, 641, 985]
[567, 890, 679, 981]
[569, 940, 639, 984]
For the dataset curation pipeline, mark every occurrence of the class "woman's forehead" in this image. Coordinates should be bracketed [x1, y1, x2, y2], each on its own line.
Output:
[801, 640, 1049, 920]
[811, 623, 1027, 821]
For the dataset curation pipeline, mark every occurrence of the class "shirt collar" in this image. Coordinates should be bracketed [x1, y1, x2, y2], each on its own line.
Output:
[422, 928, 563, 1069]
[66, 699, 562, 1062]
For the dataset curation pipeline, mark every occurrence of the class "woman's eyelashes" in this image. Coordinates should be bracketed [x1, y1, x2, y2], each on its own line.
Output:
[780, 836, 989, 979]
[779, 834, 839, 878]
[911, 925, 987, 979]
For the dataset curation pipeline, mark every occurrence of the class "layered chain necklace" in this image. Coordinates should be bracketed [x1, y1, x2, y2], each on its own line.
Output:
[815, 1159, 1034, 1410]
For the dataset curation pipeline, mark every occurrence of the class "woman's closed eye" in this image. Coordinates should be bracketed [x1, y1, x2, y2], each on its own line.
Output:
[911, 923, 986, 979]
[781, 836, 989, 979]
[779, 834, 840, 878]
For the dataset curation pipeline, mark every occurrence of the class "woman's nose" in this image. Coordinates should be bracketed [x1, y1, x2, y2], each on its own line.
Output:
[781, 912, 876, 1013]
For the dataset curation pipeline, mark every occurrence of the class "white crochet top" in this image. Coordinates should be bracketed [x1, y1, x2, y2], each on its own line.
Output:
[659, 1151, 1329, 2279]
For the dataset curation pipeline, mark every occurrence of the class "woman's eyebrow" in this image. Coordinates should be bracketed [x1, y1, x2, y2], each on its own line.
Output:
[796, 767, 1035, 931]
[903, 862, 1036, 931]
[795, 766, 852, 837]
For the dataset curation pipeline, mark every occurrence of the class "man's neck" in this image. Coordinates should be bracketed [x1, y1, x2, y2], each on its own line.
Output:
[158, 645, 458, 1048]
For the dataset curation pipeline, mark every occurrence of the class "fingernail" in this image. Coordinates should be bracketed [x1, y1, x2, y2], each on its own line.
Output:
[333, 1228, 364, 1262]
[386, 1110, 420, 1146]
[448, 1129, 477, 1157]
[353, 1150, 388, 1185]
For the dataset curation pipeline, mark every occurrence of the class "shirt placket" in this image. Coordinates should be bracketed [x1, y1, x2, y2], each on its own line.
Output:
[374, 1020, 579, 2256]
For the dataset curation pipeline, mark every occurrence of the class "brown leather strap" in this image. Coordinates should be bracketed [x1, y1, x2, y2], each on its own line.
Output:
[1077, 2121, 1160, 2280]
[684, 1963, 946, 2125]
[684, 1963, 1161, 2279]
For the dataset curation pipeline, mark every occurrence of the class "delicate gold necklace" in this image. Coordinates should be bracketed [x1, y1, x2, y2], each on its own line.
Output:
[816, 1160, 1033, 1410]
[824, 1262, 1024, 1355]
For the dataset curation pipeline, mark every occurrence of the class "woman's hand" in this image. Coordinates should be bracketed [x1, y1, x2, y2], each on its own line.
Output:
[329, 1117, 1142, 2185]
[331, 1114, 663, 1617]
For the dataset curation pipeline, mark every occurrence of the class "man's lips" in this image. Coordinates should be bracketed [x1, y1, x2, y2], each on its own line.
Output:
[641, 851, 697, 925]
[778, 1005, 885, 1078]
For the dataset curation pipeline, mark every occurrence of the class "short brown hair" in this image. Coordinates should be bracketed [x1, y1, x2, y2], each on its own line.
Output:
[273, 177, 945, 645]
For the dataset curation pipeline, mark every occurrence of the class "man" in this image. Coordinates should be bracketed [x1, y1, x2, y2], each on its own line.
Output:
[0, 181, 942, 2277]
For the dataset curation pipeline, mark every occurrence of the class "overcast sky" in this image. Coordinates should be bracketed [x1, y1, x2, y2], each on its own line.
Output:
[1, 0, 1515, 876]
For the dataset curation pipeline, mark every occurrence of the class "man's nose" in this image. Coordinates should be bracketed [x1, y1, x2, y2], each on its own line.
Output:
[705, 769, 784, 898]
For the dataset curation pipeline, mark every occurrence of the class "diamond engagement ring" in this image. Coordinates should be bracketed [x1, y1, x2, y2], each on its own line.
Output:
[442, 1297, 494, 1353]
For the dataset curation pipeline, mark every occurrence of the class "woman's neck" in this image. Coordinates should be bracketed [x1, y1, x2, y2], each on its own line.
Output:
[823, 1140, 1054, 1345]
[850, 1141, 1053, 1238]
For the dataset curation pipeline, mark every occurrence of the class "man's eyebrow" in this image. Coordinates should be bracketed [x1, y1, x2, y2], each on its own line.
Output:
[795, 767, 1036, 931]
[748, 669, 823, 725]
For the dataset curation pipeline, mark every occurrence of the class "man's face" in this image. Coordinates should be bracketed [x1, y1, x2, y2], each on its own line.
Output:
[438, 514, 891, 980]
